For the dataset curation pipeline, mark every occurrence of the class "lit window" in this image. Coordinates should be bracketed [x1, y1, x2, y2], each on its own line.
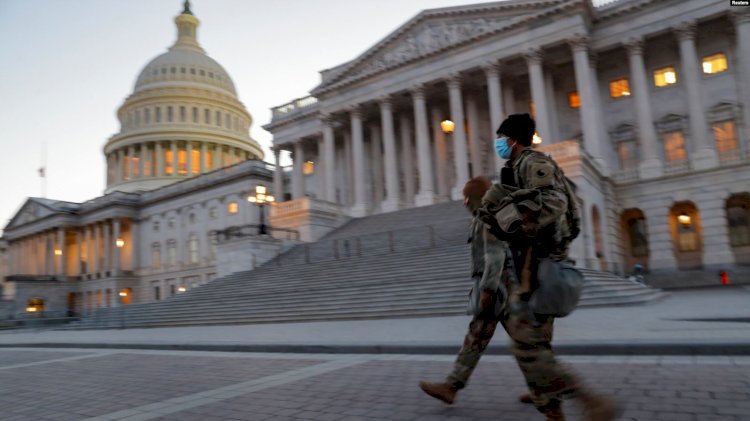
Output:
[654, 66, 677, 87]
[610, 79, 631, 98]
[712, 120, 739, 155]
[676, 212, 698, 252]
[165, 149, 174, 175]
[568, 91, 580, 109]
[26, 297, 44, 313]
[703, 53, 728, 74]
[205, 150, 213, 171]
[663, 131, 687, 162]
[192, 149, 200, 174]
[228, 202, 238, 214]
[303, 161, 315, 175]
[178, 149, 187, 175]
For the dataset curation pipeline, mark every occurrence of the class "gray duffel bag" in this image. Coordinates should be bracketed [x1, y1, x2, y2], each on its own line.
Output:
[529, 259, 584, 317]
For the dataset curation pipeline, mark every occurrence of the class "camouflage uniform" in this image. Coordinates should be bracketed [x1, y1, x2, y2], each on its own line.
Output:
[446, 147, 582, 415]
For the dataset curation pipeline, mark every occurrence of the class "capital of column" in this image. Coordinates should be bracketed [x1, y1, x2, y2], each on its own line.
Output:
[481, 61, 502, 77]
[730, 10, 750, 26]
[320, 112, 336, 127]
[588, 51, 599, 68]
[523, 48, 544, 66]
[409, 84, 426, 100]
[674, 21, 697, 42]
[567, 34, 590, 53]
[446, 72, 462, 90]
[624, 37, 644, 56]
[377, 94, 392, 108]
[347, 104, 363, 119]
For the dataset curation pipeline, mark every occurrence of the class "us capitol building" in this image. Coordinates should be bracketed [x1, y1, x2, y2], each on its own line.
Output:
[2, 0, 750, 316]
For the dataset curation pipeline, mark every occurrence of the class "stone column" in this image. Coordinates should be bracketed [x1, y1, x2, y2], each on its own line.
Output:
[186, 141, 194, 175]
[484, 62, 505, 176]
[76, 229, 83, 275]
[645, 203, 678, 272]
[447, 74, 470, 200]
[155, 142, 164, 177]
[379, 97, 400, 212]
[431, 107, 450, 200]
[212, 144, 220, 169]
[675, 22, 718, 170]
[292, 140, 305, 199]
[322, 116, 337, 203]
[399, 115, 415, 207]
[525, 49, 552, 143]
[412, 85, 436, 206]
[343, 131, 354, 206]
[84, 226, 93, 275]
[137, 145, 145, 179]
[626, 37, 663, 179]
[273, 148, 284, 202]
[169, 141, 177, 176]
[116, 149, 124, 183]
[370, 125, 384, 208]
[93, 223, 101, 274]
[113, 219, 121, 274]
[316, 136, 326, 200]
[732, 11, 750, 147]
[700, 192, 735, 267]
[465, 93, 482, 178]
[589, 52, 611, 170]
[570, 35, 606, 171]
[350, 106, 368, 216]
[103, 221, 111, 273]
[200, 142, 207, 173]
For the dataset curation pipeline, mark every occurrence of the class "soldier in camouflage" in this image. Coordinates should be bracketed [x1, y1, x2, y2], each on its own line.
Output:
[419, 114, 618, 421]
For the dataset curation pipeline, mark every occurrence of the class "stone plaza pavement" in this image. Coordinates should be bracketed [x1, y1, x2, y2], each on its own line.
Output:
[0, 286, 749, 420]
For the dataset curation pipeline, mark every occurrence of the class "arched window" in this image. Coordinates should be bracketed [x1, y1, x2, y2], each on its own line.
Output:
[727, 194, 750, 246]
[26, 297, 44, 314]
[167, 240, 177, 266]
[669, 202, 703, 269]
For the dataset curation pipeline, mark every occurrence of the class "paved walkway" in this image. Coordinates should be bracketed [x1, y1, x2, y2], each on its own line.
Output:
[1, 287, 749, 354]
[1, 347, 749, 421]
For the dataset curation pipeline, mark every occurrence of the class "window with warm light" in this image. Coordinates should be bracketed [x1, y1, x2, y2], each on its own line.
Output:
[609, 78, 631, 98]
[663, 131, 687, 163]
[702, 53, 728, 74]
[26, 297, 44, 313]
[712, 120, 739, 155]
[190, 149, 200, 174]
[654, 66, 677, 87]
[205, 150, 213, 171]
[303, 161, 315, 175]
[228, 202, 238, 214]
[568, 91, 580, 109]
[677, 213, 698, 252]
[165, 149, 174, 175]
[131, 156, 140, 178]
[178, 149, 187, 175]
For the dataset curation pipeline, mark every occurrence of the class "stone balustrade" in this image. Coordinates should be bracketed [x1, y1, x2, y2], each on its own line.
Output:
[271, 96, 319, 119]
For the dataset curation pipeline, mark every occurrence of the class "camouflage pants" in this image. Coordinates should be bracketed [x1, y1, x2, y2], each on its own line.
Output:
[445, 293, 580, 413]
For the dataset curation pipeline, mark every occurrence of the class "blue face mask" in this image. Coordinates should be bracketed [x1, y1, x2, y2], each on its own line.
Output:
[494, 136, 516, 159]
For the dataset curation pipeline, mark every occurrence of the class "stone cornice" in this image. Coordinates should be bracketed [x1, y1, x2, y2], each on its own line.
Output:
[593, 0, 664, 23]
[310, 0, 578, 96]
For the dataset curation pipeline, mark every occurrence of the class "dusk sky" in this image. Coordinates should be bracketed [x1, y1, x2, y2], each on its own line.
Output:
[0, 0, 518, 234]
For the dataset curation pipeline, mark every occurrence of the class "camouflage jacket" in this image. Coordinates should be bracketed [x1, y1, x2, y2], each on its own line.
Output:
[494, 147, 581, 260]
[468, 216, 510, 305]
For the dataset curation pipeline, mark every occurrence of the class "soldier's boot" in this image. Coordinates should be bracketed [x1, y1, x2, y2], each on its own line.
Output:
[519, 392, 534, 404]
[581, 393, 620, 421]
[418, 381, 458, 404]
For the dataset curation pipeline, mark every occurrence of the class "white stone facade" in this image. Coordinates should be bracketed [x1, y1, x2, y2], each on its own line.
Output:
[0, 4, 278, 317]
[265, 0, 750, 284]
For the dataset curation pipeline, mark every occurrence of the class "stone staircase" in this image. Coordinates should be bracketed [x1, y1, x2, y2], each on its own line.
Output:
[69, 201, 666, 329]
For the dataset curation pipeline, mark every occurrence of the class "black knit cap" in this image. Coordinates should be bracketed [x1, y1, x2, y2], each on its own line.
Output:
[496, 113, 536, 146]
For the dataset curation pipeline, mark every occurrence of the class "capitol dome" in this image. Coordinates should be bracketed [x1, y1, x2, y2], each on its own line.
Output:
[104, 1, 264, 194]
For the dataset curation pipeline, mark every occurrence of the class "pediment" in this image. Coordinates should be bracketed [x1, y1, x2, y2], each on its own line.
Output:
[313, 0, 572, 93]
[4, 198, 79, 231]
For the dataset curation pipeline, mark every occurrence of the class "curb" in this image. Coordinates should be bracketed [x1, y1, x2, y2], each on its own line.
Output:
[1, 342, 749, 355]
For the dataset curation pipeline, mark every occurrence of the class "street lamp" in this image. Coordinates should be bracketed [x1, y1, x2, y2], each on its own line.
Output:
[248, 185, 275, 235]
[440, 119, 455, 134]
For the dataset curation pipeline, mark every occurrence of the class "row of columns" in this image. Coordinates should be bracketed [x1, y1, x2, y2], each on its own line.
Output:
[108, 141, 250, 185]
[7, 219, 126, 278]
[275, 16, 750, 214]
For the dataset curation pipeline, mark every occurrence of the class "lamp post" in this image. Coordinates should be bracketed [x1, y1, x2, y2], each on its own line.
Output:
[248, 185, 275, 235]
